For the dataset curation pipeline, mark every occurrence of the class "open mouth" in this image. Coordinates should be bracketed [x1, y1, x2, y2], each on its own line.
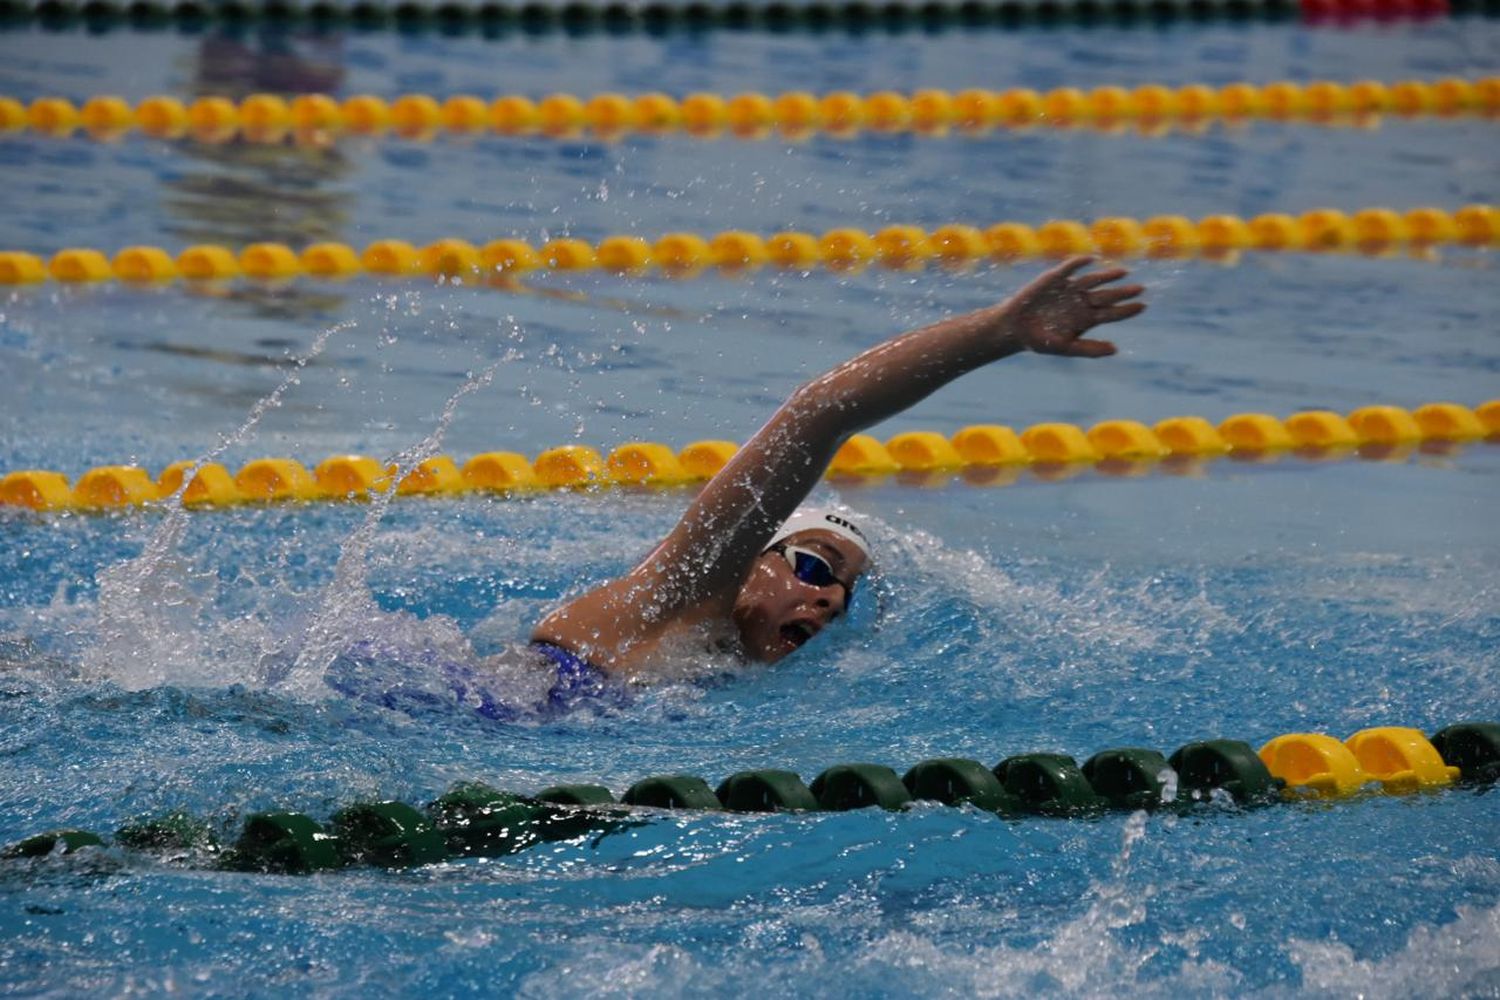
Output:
[779, 621, 818, 648]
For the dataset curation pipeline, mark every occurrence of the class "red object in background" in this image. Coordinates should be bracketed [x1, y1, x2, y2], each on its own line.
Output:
[1300, 0, 1449, 19]
[1372, 0, 1415, 18]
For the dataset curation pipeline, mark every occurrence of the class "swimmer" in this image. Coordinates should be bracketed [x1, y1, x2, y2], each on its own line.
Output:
[531, 255, 1145, 683]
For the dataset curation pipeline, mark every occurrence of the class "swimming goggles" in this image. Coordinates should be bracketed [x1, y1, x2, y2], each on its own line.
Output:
[768, 543, 856, 609]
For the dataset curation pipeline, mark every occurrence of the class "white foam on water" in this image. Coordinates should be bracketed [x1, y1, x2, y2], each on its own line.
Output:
[1297, 554, 1497, 623]
[515, 942, 712, 999]
[77, 320, 353, 690]
[275, 359, 501, 699]
[839, 811, 1241, 999]
[509, 812, 1250, 1000]
[846, 903, 1239, 999]
[1286, 898, 1500, 999]
[867, 521, 1243, 697]
[520, 821, 1500, 1000]
[56, 320, 547, 709]
[44, 303, 638, 715]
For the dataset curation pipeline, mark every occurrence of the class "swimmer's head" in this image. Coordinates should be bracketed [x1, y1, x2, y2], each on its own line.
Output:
[732, 508, 873, 663]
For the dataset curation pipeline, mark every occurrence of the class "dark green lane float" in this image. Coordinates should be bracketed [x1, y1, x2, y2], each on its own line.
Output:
[1081, 748, 1178, 810]
[993, 752, 1107, 817]
[115, 810, 219, 855]
[1169, 739, 1283, 805]
[622, 774, 722, 809]
[536, 783, 617, 806]
[227, 812, 344, 873]
[7, 722, 1495, 875]
[902, 757, 1023, 815]
[811, 763, 913, 810]
[331, 801, 450, 868]
[1430, 722, 1500, 784]
[716, 769, 820, 812]
[2, 829, 105, 859]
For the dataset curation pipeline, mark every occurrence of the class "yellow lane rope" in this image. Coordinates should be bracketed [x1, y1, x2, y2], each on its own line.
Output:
[3, 78, 1496, 145]
[0, 205, 1493, 287]
[3, 401, 1494, 513]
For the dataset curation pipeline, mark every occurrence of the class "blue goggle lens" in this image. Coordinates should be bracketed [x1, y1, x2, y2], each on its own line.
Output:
[787, 548, 855, 608]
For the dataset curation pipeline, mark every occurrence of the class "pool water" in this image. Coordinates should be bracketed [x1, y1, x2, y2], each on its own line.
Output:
[2, 12, 1499, 999]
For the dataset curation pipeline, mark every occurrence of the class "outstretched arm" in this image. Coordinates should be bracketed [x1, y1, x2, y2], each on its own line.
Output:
[534, 257, 1144, 661]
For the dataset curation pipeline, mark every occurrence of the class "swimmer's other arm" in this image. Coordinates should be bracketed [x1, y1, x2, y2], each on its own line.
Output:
[533, 256, 1145, 667]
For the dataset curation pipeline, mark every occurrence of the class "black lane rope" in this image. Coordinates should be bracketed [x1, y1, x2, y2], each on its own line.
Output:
[1, 0, 1492, 38]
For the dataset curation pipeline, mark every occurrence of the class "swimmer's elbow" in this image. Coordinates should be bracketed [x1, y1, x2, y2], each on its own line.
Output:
[781, 378, 851, 434]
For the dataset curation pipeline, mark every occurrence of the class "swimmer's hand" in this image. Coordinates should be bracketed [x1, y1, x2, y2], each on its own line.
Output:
[1004, 255, 1145, 358]
[534, 254, 1148, 673]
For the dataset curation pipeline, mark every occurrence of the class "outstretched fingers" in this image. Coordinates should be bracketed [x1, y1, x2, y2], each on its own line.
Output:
[1066, 338, 1117, 358]
[1087, 283, 1145, 307]
[1095, 301, 1147, 324]
[1044, 255, 1098, 282]
[1074, 265, 1130, 290]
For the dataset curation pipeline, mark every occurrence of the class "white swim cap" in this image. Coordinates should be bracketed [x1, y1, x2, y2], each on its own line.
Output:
[766, 507, 872, 561]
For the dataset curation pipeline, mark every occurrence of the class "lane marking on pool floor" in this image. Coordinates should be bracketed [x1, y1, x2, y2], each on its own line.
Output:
[0, 204, 1493, 287]
[2, 400, 1495, 513]
[4, 78, 1496, 145]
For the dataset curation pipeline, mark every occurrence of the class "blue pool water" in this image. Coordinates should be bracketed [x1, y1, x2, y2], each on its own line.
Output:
[2, 13, 1499, 998]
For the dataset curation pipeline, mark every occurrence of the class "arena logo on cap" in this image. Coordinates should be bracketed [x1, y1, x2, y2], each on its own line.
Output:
[822, 513, 865, 540]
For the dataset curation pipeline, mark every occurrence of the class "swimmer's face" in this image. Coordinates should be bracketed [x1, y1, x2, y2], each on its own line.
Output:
[732, 528, 870, 663]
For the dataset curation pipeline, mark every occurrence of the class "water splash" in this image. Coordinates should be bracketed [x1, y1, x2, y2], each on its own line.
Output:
[273, 359, 502, 698]
[510, 812, 1242, 1000]
[81, 320, 352, 690]
[830, 812, 1244, 998]
[867, 521, 1242, 697]
[1287, 901, 1500, 998]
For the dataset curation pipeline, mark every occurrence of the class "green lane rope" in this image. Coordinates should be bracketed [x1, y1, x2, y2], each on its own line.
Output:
[6, 722, 1496, 873]
[6, 78, 1495, 145]
[1, 399, 1494, 515]
[0, 205, 1494, 292]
